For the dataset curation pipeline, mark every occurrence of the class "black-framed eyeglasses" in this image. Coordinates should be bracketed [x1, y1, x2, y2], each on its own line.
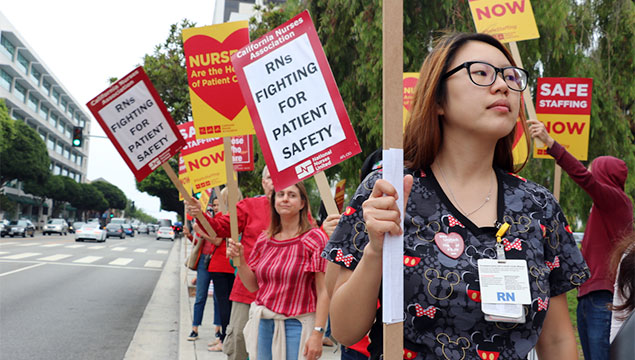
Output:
[442, 61, 528, 92]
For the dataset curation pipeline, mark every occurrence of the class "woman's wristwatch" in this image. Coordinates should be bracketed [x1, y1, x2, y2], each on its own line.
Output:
[313, 326, 325, 334]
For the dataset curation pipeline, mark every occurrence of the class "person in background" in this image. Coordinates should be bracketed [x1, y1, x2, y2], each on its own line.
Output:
[187, 166, 274, 360]
[186, 212, 218, 342]
[195, 191, 240, 352]
[326, 32, 590, 359]
[226, 181, 328, 360]
[529, 119, 633, 360]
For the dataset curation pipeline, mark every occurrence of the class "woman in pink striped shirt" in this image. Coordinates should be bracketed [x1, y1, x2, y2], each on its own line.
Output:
[227, 181, 329, 360]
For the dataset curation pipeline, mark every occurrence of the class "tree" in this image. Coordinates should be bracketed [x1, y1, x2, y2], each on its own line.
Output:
[91, 181, 127, 210]
[77, 183, 108, 213]
[0, 100, 50, 187]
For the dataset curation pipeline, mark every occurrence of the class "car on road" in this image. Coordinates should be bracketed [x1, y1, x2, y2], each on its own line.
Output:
[156, 226, 175, 241]
[573, 232, 584, 245]
[43, 218, 68, 235]
[137, 224, 149, 234]
[75, 223, 106, 242]
[6, 219, 35, 237]
[105, 223, 126, 239]
[123, 224, 135, 237]
[69, 221, 85, 234]
[0, 219, 9, 237]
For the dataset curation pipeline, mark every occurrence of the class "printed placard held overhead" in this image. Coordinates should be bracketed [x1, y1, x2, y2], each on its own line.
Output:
[231, 10, 360, 190]
[86, 67, 185, 182]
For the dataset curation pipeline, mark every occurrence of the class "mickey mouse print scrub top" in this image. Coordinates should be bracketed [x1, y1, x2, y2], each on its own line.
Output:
[322, 167, 590, 360]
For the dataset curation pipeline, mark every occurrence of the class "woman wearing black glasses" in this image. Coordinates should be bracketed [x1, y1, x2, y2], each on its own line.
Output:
[325, 33, 589, 360]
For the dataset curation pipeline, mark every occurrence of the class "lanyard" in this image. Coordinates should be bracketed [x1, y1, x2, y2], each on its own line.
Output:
[495, 222, 510, 260]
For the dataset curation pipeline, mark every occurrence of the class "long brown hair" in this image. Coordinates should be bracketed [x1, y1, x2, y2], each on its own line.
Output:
[267, 181, 314, 237]
[609, 232, 635, 319]
[403, 32, 529, 173]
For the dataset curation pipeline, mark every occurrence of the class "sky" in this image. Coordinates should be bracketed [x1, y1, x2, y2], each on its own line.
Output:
[2, 1, 218, 221]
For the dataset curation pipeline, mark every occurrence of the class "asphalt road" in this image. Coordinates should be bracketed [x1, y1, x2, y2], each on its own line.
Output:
[0, 231, 176, 360]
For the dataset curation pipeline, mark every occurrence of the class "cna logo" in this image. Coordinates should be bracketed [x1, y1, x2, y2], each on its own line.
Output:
[295, 160, 315, 179]
[148, 157, 162, 170]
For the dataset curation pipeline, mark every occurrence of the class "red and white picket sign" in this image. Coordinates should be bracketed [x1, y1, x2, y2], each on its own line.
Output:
[87, 67, 185, 182]
[231, 10, 360, 190]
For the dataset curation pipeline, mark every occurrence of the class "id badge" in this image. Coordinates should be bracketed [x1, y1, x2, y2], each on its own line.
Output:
[478, 259, 531, 323]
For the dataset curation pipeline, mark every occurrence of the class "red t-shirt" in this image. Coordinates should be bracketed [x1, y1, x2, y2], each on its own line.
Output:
[248, 228, 328, 316]
[207, 239, 234, 274]
[200, 195, 271, 304]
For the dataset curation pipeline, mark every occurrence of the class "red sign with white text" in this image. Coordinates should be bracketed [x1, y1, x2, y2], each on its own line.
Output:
[86, 67, 185, 182]
[535, 78, 593, 115]
[231, 10, 361, 190]
[534, 77, 593, 160]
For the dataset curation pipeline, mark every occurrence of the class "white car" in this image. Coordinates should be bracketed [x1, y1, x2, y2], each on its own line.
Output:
[156, 226, 175, 241]
[75, 223, 106, 242]
[43, 218, 68, 235]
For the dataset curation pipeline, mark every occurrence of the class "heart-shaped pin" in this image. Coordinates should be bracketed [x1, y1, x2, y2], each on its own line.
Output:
[184, 29, 249, 120]
[434, 232, 464, 259]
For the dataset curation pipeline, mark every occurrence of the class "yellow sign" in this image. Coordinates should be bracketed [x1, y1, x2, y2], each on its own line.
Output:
[403, 73, 419, 129]
[533, 114, 591, 160]
[468, 0, 540, 43]
[512, 119, 529, 166]
[199, 188, 213, 210]
[182, 21, 255, 138]
[183, 142, 227, 195]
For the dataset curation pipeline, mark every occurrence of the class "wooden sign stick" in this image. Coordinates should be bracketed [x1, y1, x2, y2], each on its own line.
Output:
[383, 0, 404, 358]
[214, 186, 226, 213]
[223, 137, 241, 266]
[314, 171, 339, 216]
[509, 42, 562, 199]
[161, 163, 217, 240]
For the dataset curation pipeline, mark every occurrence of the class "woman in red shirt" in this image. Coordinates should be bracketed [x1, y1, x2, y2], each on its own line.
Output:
[227, 181, 328, 360]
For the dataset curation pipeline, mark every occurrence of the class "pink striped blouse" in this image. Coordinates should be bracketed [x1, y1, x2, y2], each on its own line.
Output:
[248, 228, 328, 317]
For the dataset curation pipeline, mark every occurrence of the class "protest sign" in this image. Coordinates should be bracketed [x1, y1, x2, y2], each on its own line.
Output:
[182, 21, 254, 138]
[87, 67, 185, 182]
[534, 78, 593, 160]
[230, 135, 254, 171]
[403, 72, 419, 128]
[468, 0, 540, 43]
[231, 10, 361, 191]
[178, 155, 191, 201]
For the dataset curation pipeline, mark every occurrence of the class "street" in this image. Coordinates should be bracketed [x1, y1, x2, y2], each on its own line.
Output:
[0, 231, 175, 360]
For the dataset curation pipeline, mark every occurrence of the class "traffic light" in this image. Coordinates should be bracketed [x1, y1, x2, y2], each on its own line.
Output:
[193, 192, 202, 199]
[109, 213, 114, 218]
[72, 126, 83, 147]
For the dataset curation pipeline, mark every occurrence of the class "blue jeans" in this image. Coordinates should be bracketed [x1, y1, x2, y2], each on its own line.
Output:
[577, 290, 612, 360]
[257, 318, 302, 360]
[192, 256, 212, 327]
[210, 272, 234, 341]
[341, 345, 369, 360]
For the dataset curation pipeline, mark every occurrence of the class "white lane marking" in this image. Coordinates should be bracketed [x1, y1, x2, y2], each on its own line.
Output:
[0, 259, 160, 271]
[17, 242, 40, 247]
[156, 250, 168, 254]
[0, 252, 7, 255]
[144, 260, 163, 268]
[1, 252, 42, 259]
[41, 243, 64, 248]
[38, 254, 72, 261]
[0, 262, 45, 277]
[88, 245, 105, 249]
[73, 256, 102, 264]
[66, 244, 85, 249]
[0, 242, 19, 246]
[109, 258, 133, 266]
[134, 248, 147, 253]
[112, 247, 127, 252]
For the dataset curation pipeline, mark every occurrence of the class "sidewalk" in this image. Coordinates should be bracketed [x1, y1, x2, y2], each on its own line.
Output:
[125, 236, 341, 360]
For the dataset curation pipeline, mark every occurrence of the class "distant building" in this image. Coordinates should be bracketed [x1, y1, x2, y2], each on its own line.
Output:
[212, 0, 286, 24]
[0, 11, 91, 224]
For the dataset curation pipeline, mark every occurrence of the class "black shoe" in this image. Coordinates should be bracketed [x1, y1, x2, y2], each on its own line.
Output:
[187, 330, 199, 341]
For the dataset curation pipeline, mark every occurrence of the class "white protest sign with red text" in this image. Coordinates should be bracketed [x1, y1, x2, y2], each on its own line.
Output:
[87, 67, 185, 182]
[534, 77, 593, 160]
[231, 10, 360, 190]
[230, 135, 254, 172]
